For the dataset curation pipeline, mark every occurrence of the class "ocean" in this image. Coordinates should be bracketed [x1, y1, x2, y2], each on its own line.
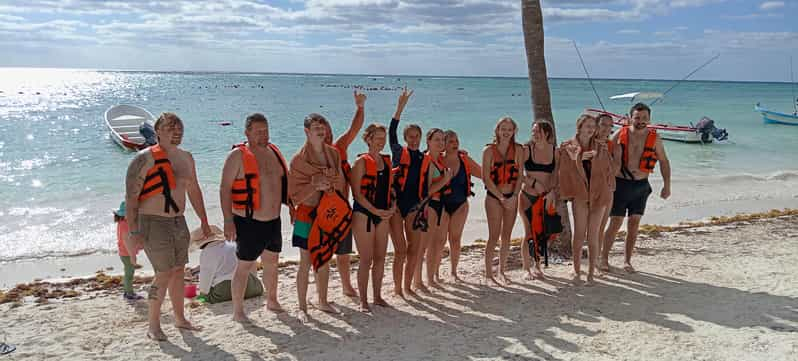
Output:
[1, 67, 797, 263]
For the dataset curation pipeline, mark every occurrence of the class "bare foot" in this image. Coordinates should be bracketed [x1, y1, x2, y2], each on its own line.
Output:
[403, 287, 418, 298]
[416, 284, 431, 294]
[532, 267, 545, 280]
[359, 302, 372, 313]
[429, 280, 443, 290]
[451, 273, 462, 283]
[296, 309, 309, 324]
[343, 287, 358, 298]
[266, 299, 284, 313]
[488, 276, 502, 287]
[598, 260, 611, 273]
[374, 297, 391, 307]
[233, 313, 252, 324]
[175, 320, 203, 331]
[500, 273, 512, 285]
[147, 329, 168, 342]
[586, 274, 595, 286]
[570, 272, 582, 284]
[394, 287, 404, 298]
[313, 301, 339, 314]
[623, 263, 636, 273]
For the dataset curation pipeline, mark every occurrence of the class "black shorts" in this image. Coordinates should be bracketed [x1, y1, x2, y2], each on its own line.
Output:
[336, 231, 353, 255]
[234, 216, 282, 261]
[610, 178, 652, 217]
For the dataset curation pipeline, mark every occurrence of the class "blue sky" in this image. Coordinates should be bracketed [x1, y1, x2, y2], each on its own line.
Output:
[0, 0, 795, 81]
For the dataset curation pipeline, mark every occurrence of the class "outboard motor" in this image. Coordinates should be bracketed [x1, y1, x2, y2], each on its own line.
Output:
[139, 122, 157, 146]
[695, 116, 728, 142]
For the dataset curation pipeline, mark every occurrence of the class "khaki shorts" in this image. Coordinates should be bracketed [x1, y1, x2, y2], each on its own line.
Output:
[140, 214, 190, 273]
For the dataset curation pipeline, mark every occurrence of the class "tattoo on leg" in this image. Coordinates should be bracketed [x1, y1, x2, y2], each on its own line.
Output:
[148, 285, 160, 300]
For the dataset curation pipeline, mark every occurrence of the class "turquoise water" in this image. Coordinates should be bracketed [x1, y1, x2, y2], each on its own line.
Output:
[1, 68, 797, 262]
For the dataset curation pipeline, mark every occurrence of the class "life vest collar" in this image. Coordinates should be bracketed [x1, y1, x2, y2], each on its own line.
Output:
[139, 144, 180, 213]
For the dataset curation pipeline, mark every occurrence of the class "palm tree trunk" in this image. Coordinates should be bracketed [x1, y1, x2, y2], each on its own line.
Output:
[521, 0, 572, 257]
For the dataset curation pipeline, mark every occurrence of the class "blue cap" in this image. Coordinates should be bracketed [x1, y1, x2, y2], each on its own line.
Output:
[113, 201, 126, 217]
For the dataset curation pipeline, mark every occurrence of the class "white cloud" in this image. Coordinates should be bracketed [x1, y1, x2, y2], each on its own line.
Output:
[617, 29, 641, 34]
[759, 1, 785, 10]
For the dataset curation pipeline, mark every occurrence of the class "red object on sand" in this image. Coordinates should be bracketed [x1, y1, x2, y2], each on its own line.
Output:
[184, 284, 197, 298]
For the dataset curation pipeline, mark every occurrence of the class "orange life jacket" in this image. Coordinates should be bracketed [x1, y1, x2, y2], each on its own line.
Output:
[441, 150, 474, 198]
[618, 126, 658, 177]
[230, 142, 290, 218]
[419, 152, 446, 200]
[488, 143, 520, 187]
[307, 191, 352, 271]
[358, 153, 393, 207]
[392, 146, 412, 194]
[139, 144, 179, 213]
[526, 194, 560, 265]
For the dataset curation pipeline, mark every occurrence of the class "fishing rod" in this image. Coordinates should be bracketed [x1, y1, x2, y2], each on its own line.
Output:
[650, 54, 720, 106]
[572, 40, 605, 110]
[791, 56, 796, 115]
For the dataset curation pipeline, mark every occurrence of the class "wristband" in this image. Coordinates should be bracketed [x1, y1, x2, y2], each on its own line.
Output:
[129, 230, 141, 236]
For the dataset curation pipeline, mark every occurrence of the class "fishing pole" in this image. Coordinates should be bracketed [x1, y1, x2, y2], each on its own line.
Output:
[573, 40, 605, 110]
[790, 56, 796, 115]
[650, 54, 720, 106]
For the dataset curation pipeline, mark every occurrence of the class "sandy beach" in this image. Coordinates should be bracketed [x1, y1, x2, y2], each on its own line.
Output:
[2, 211, 797, 360]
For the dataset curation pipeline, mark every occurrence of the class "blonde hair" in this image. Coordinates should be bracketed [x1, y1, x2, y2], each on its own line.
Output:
[444, 129, 458, 142]
[154, 112, 183, 132]
[575, 114, 598, 138]
[362, 123, 387, 143]
[530, 120, 554, 144]
[492, 116, 517, 145]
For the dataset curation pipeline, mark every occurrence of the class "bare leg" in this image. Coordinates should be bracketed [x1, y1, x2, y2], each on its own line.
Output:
[597, 206, 611, 258]
[571, 200, 589, 284]
[435, 212, 450, 284]
[498, 202, 518, 284]
[601, 216, 624, 272]
[484, 196, 503, 286]
[425, 208, 446, 288]
[261, 251, 283, 312]
[624, 215, 642, 273]
[402, 213, 421, 297]
[314, 262, 336, 313]
[414, 213, 430, 293]
[373, 221, 391, 307]
[296, 250, 311, 322]
[517, 197, 534, 280]
[168, 267, 200, 331]
[232, 260, 255, 322]
[389, 214, 407, 297]
[448, 202, 469, 282]
[336, 254, 358, 297]
[586, 205, 608, 285]
[353, 213, 374, 312]
[146, 270, 171, 341]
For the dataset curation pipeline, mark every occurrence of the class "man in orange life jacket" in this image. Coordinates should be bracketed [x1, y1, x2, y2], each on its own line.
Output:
[125, 112, 212, 342]
[220, 113, 291, 323]
[601, 103, 671, 274]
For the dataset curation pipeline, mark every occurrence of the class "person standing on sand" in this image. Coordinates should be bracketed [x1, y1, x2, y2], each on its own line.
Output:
[321, 90, 367, 299]
[220, 113, 291, 322]
[125, 112, 211, 341]
[518, 121, 558, 281]
[350, 124, 395, 312]
[388, 87, 424, 297]
[289, 113, 348, 322]
[440, 130, 482, 282]
[558, 114, 614, 285]
[481, 117, 524, 286]
[601, 103, 671, 273]
[113, 201, 144, 301]
[595, 114, 622, 257]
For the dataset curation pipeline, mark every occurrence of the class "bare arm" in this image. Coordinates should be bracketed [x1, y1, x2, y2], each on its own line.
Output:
[124, 151, 151, 234]
[334, 92, 366, 151]
[481, 147, 504, 199]
[350, 158, 381, 214]
[428, 166, 453, 196]
[655, 135, 671, 199]
[186, 153, 209, 225]
[468, 155, 483, 179]
[511, 144, 524, 196]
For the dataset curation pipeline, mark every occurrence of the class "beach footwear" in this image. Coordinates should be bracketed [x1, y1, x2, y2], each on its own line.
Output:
[0, 342, 14, 355]
[123, 292, 144, 301]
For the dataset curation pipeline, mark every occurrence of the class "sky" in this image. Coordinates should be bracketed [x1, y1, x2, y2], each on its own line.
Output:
[0, 0, 796, 82]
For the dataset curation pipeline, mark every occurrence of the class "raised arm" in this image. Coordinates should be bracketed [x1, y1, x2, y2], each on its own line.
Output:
[124, 151, 152, 245]
[390, 86, 413, 153]
[334, 91, 366, 152]
[186, 152, 211, 236]
[655, 135, 671, 199]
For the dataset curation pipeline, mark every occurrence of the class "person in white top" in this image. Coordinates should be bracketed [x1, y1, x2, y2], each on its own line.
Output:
[192, 227, 263, 304]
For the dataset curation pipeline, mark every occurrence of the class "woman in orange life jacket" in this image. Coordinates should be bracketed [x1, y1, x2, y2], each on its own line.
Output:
[349, 124, 396, 312]
[387, 87, 424, 297]
[321, 90, 366, 299]
[439, 130, 482, 282]
[558, 114, 613, 285]
[417, 128, 454, 290]
[481, 116, 524, 286]
[518, 121, 558, 281]
[595, 114, 622, 259]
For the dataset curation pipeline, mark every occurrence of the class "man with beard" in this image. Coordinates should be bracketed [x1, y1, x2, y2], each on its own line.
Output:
[601, 103, 671, 274]
[125, 112, 212, 341]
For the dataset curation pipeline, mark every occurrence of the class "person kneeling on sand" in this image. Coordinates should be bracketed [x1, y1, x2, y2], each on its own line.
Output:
[192, 226, 263, 304]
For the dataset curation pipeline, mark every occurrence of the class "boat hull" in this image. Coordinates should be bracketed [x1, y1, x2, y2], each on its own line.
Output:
[755, 105, 798, 126]
[104, 105, 155, 151]
[586, 108, 711, 143]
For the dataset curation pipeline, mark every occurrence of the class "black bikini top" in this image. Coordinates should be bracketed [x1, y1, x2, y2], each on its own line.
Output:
[524, 144, 555, 173]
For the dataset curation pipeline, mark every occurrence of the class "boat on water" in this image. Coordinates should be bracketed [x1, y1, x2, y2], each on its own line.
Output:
[586, 107, 729, 144]
[104, 105, 157, 151]
[755, 103, 798, 126]
[593, 91, 729, 143]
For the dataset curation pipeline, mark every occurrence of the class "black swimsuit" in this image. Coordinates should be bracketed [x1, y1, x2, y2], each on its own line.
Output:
[442, 158, 469, 215]
[353, 167, 390, 231]
[524, 144, 555, 192]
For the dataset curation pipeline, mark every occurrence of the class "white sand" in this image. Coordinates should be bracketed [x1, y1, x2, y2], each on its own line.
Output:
[3, 215, 798, 360]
